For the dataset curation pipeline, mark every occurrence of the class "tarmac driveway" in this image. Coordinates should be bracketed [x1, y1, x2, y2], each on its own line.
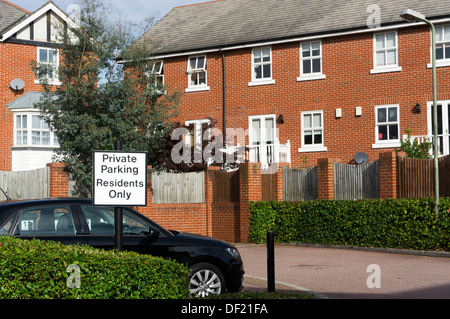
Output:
[236, 244, 450, 299]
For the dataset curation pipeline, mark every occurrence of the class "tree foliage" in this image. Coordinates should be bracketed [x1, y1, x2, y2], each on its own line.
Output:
[33, 0, 179, 196]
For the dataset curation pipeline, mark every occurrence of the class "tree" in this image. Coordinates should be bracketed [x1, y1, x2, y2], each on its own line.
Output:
[33, 0, 179, 196]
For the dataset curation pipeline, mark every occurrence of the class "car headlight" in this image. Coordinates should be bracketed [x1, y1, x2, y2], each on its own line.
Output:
[226, 247, 241, 259]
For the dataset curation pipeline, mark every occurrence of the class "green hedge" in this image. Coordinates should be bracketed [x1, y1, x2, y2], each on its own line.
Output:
[249, 198, 450, 251]
[0, 237, 190, 299]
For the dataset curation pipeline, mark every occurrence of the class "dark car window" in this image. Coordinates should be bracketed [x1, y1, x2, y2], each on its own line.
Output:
[0, 214, 17, 236]
[16, 205, 76, 236]
[79, 205, 151, 236]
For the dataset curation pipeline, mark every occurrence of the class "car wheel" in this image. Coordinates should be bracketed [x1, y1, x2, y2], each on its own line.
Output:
[189, 263, 225, 297]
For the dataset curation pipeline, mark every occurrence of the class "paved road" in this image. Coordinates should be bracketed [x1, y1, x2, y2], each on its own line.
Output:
[236, 244, 450, 299]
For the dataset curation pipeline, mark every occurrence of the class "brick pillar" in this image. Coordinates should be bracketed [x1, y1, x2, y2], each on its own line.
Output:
[379, 151, 404, 199]
[239, 162, 262, 242]
[317, 158, 337, 200]
[205, 165, 220, 237]
[47, 163, 69, 197]
[274, 163, 289, 201]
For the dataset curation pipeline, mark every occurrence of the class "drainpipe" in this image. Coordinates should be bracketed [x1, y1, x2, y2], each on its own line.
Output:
[220, 48, 226, 145]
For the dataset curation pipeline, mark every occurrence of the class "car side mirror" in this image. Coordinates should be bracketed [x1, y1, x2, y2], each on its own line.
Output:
[149, 228, 160, 239]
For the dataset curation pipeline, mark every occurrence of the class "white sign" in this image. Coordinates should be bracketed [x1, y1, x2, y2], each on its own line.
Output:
[93, 151, 147, 206]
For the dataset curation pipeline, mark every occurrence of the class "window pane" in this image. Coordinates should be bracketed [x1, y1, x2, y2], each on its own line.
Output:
[388, 107, 397, 122]
[436, 27, 443, 42]
[304, 131, 312, 145]
[23, 131, 27, 144]
[386, 33, 396, 48]
[302, 43, 311, 57]
[197, 57, 205, 69]
[377, 52, 386, 66]
[445, 26, 450, 41]
[16, 132, 22, 144]
[389, 125, 399, 140]
[376, 34, 385, 49]
[313, 113, 322, 128]
[387, 50, 396, 65]
[22, 115, 27, 129]
[198, 71, 206, 85]
[254, 49, 261, 63]
[437, 45, 444, 60]
[262, 48, 270, 62]
[446, 45, 450, 59]
[32, 115, 41, 129]
[42, 132, 50, 145]
[265, 118, 274, 143]
[312, 42, 320, 56]
[303, 60, 311, 74]
[378, 126, 388, 140]
[189, 58, 196, 70]
[314, 131, 323, 144]
[17, 206, 75, 236]
[32, 131, 40, 145]
[48, 50, 55, 63]
[39, 49, 48, 62]
[252, 119, 261, 145]
[304, 114, 312, 128]
[312, 59, 321, 73]
[263, 64, 271, 78]
[16, 115, 22, 129]
[378, 108, 386, 123]
[254, 65, 262, 79]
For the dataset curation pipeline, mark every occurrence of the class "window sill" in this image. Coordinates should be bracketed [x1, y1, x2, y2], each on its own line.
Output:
[248, 79, 275, 87]
[12, 146, 59, 151]
[298, 146, 327, 153]
[372, 142, 401, 149]
[427, 61, 450, 68]
[297, 74, 326, 82]
[185, 86, 210, 93]
[370, 66, 402, 74]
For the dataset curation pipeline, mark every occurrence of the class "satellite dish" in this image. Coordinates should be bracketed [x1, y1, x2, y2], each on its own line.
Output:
[354, 152, 369, 164]
[10, 78, 25, 91]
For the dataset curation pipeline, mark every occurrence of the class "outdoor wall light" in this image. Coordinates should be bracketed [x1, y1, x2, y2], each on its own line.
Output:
[413, 103, 421, 114]
[277, 114, 285, 124]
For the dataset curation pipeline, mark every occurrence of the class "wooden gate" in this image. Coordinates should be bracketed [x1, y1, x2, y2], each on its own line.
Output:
[334, 161, 379, 200]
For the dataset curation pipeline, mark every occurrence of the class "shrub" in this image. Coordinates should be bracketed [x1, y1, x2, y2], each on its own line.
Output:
[249, 198, 450, 251]
[0, 237, 190, 299]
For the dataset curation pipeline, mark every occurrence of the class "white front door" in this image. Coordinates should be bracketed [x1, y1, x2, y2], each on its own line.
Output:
[428, 101, 450, 156]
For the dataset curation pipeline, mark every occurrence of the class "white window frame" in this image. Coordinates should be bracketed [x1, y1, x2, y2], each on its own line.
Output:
[298, 110, 327, 153]
[298, 40, 326, 82]
[370, 31, 402, 74]
[428, 25, 450, 68]
[151, 60, 164, 86]
[372, 104, 401, 149]
[34, 47, 61, 85]
[186, 55, 210, 92]
[12, 110, 59, 148]
[249, 47, 275, 86]
[185, 119, 211, 147]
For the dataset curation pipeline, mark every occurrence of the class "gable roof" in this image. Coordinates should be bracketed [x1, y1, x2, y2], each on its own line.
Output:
[7, 91, 44, 109]
[139, 0, 450, 57]
[0, 0, 28, 34]
[0, 1, 77, 41]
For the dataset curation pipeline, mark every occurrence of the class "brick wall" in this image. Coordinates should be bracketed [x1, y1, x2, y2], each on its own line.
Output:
[162, 25, 450, 168]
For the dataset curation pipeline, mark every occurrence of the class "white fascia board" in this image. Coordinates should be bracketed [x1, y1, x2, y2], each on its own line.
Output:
[150, 18, 450, 60]
[1, 2, 78, 42]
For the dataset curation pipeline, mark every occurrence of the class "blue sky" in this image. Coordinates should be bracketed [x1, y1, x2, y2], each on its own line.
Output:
[12, 0, 202, 25]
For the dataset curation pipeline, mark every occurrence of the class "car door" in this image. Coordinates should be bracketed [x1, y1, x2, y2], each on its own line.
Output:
[76, 205, 173, 259]
[12, 204, 87, 246]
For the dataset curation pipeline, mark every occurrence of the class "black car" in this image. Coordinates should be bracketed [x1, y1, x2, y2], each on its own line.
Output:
[0, 198, 244, 296]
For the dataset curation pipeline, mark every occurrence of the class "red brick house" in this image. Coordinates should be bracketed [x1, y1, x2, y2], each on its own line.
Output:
[0, 0, 75, 171]
[139, 0, 450, 169]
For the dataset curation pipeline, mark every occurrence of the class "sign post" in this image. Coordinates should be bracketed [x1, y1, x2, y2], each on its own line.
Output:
[92, 142, 147, 251]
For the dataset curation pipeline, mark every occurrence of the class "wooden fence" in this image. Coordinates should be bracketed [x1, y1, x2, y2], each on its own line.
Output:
[334, 161, 379, 200]
[283, 166, 318, 201]
[151, 171, 205, 204]
[0, 168, 50, 199]
[397, 155, 450, 198]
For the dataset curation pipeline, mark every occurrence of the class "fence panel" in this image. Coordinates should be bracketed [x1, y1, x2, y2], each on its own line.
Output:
[283, 166, 318, 201]
[261, 170, 276, 201]
[0, 168, 50, 199]
[439, 155, 450, 197]
[334, 161, 379, 200]
[152, 171, 205, 204]
[212, 170, 240, 203]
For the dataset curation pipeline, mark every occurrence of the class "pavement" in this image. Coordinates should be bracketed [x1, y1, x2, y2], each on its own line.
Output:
[236, 243, 450, 299]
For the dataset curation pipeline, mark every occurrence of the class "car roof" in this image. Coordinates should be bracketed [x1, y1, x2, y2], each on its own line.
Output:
[0, 198, 92, 210]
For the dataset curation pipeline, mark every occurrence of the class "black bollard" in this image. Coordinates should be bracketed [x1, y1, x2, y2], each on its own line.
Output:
[267, 231, 275, 292]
